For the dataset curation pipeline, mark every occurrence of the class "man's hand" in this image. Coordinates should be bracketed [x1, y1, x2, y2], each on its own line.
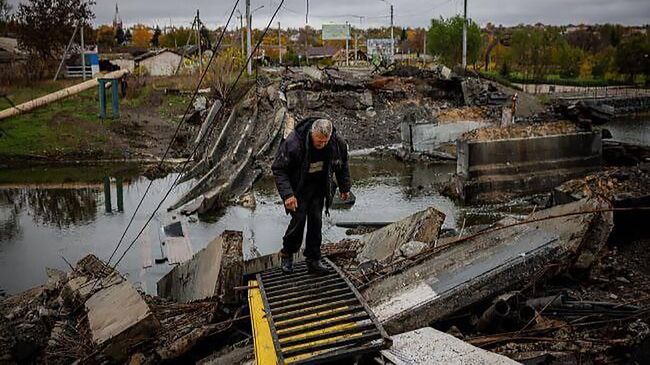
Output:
[340, 192, 350, 201]
[284, 196, 298, 211]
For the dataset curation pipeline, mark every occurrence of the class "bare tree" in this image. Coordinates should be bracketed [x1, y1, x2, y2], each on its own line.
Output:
[15, 0, 95, 59]
[0, 0, 11, 23]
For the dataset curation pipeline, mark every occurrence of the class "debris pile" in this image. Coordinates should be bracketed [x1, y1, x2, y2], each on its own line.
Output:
[554, 166, 650, 201]
[170, 66, 474, 214]
[462, 120, 578, 141]
[0, 250, 246, 364]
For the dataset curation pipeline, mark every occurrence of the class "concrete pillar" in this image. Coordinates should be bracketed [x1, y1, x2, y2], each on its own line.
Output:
[104, 176, 112, 213]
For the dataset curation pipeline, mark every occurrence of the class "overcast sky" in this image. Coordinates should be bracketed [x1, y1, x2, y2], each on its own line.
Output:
[8, 0, 650, 29]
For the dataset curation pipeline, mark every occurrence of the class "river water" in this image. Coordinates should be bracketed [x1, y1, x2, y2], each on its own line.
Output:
[2, 116, 646, 296]
[0, 157, 471, 295]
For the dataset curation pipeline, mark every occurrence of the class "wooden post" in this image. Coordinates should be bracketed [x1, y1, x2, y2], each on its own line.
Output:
[0, 69, 129, 120]
[104, 176, 112, 213]
[81, 25, 86, 80]
[99, 79, 107, 119]
[116, 177, 124, 212]
[111, 78, 120, 118]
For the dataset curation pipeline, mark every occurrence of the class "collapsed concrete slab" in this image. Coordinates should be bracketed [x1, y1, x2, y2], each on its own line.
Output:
[157, 230, 243, 303]
[357, 207, 445, 264]
[363, 197, 613, 335]
[85, 277, 160, 361]
[401, 120, 489, 154]
[379, 327, 519, 365]
[552, 167, 650, 239]
[456, 123, 602, 203]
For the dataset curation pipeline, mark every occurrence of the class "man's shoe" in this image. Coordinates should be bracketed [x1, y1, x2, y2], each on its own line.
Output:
[281, 255, 294, 274]
[306, 259, 329, 275]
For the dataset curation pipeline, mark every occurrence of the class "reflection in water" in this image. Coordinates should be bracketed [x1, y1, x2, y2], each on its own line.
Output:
[0, 191, 21, 242]
[0, 159, 463, 295]
[23, 188, 98, 229]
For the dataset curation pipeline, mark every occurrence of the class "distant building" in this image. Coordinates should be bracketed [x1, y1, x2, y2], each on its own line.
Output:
[134, 49, 189, 76]
[304, 45, 337, 60]
[113, 3, 123, 31]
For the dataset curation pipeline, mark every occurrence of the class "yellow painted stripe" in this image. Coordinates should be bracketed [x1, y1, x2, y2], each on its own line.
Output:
[277, 313, 354, 335]
[273, 297, 350, 317]
[248, 280, 277, 365]
[279, 322, 359, 344]
[282, 331, 364, 353]
[284, 348, 337, 364]
[275, 306, 350, 327]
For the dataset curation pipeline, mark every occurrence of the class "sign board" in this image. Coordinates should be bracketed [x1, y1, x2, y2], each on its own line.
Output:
[367, 38, 393, 57]
[322, 24, 350, 40]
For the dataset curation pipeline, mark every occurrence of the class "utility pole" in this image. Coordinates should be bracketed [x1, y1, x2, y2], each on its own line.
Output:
[246, 0, 252, 75]
[345, 22, 350, 67]
[236, 11, 244, 57]
[278, 21, 282, 65]
[54, 22, 79, 81]
[423, 30, 427, 56]
[80, 24, 86, 80]
[354, 32, 358, 63]
[390, 5, 394, 62]
[462, 0, 467, 69]
[196, 10, 202, 72]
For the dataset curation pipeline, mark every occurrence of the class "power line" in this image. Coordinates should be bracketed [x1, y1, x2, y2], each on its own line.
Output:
[110, 0, 288, 271]
[105, 1, 241, 267]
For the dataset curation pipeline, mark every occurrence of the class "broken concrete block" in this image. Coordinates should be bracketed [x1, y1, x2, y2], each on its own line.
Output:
[440, 66, 452, 80]
[364, 197, 613, 335]
[302, 67, 323, 81]
[85, 279, 160, 361]
[61, 276, 93, 306]
[399, 241, 428, 259]
[357, 207, 445, 264]
[380, 327, 518, 365]
[157, 231, 243, 303]
[75, 254, 117, 278]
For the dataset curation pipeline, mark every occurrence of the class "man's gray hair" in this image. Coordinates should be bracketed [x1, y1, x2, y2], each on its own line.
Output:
[311, 118, 333, 137]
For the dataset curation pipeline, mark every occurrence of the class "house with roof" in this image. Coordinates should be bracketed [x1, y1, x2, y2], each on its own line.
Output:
[134, 49, 190, 76]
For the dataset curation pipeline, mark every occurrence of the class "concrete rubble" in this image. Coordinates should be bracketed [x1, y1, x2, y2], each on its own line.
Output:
[85, 278, 160, 360]
[360, 197, 613, 334]
[157, 230, 243, 303]
[168, 65, 522, 215]
[2, 65, 648, 364]
[357, 207, 445, 265]
[456, 121, 602, 203]
[377, 327, 519, 365]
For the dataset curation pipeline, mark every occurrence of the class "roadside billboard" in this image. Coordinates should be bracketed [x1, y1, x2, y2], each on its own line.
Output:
[322, 23, 350, 40]
[367, 38, 393, 57]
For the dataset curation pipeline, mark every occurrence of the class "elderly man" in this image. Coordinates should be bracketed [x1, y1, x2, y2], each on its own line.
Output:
[272, 117, 352, 274]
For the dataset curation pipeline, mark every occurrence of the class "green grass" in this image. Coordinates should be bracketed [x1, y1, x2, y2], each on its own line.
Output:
[0, 78, 195, 159]
[159, 94, 189, 118]
[0, 83, 112, 157]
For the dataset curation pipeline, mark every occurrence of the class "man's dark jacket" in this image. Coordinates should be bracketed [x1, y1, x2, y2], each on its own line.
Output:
[271, 117, 351, 213]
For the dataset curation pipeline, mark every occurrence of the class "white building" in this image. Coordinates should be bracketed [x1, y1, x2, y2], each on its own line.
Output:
[134, 49, 188, 76]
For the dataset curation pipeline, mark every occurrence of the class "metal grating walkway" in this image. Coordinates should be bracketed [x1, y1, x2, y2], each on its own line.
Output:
[248, 258, 391, 364]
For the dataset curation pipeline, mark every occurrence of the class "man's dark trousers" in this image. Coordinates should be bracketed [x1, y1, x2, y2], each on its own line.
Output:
[281, 184, 324, 261]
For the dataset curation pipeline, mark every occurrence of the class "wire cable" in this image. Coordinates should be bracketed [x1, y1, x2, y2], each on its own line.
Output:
[110, 0, 288, 271]
[105, 0, 240, 267]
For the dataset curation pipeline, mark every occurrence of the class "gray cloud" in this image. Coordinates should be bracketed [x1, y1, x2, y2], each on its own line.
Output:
[8, 0, 650, 29]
